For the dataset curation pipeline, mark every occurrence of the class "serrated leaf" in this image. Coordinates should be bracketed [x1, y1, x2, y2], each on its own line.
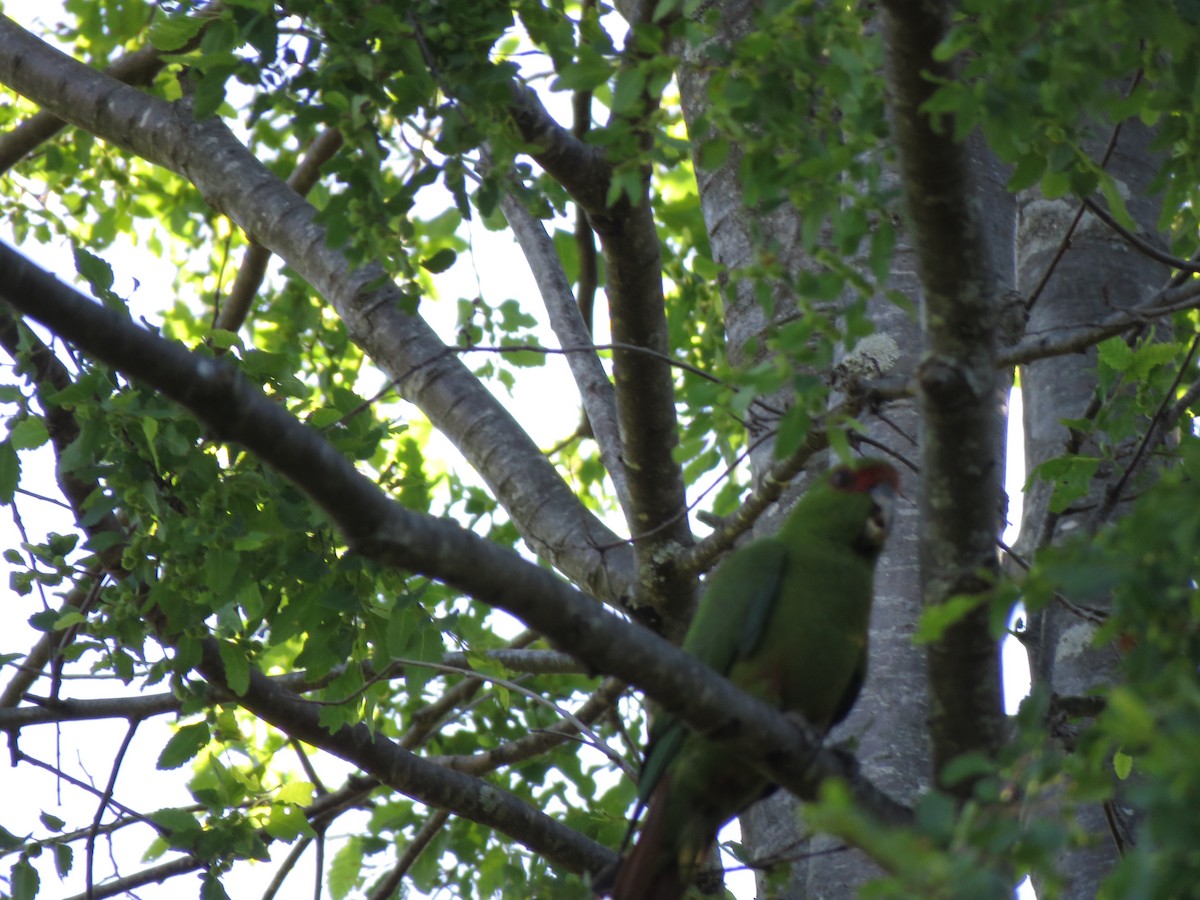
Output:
[276, 781, 316, 806]
[217, 640, 250, 696]
[148, 12, 207, 51]
[28, 609, 59, 633]
[53, 841, 73, 878]
[157, 721, 211, 770]
[73, 245, 114, 293]
[8, 417, 48, 451]
[0, 822, 27, 852]
[328, 836, 364, 900]
[150, 807, 202, 836]
[10, 856, 39, 900]
[1097, 336, 1134, 372]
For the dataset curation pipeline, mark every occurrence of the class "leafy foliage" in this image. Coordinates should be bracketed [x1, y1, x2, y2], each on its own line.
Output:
[2, 0, 1200, 898]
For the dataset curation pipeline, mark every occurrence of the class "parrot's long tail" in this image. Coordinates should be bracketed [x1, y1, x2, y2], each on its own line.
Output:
[608, 787, 689, 900]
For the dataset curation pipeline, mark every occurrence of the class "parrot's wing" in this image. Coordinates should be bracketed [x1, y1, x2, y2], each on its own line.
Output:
[633, 539, 788, 806]
[683, 538, 790, 673]
[828, 657, 865, 728]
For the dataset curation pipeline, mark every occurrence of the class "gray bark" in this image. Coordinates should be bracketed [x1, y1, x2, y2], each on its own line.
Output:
[1015, 120, 1168, 898]
[674, 2, 963, 894]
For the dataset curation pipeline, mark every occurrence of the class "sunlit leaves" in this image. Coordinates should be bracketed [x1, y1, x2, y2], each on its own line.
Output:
[158, 721, 213, 770]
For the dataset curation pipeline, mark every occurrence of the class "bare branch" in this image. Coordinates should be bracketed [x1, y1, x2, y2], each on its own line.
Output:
[365, 808, 452, 900]
[498, 190, 633, 516]
[505, 39, 696, 636]
[433, 677, 629, 777]
[440, 647, 587, 675]
[999, 278, 1200, 366]
[62, 857, 203, 900]
[86, 720, 140, 898]
[1081, 197, 1200, 274]
[0, 44, 168, 175]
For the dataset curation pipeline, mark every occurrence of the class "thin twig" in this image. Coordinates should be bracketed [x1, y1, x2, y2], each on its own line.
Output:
[86, 720, 140, 900]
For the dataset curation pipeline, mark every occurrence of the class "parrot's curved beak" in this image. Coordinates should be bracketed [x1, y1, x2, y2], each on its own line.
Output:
[865, 481, 897, 546]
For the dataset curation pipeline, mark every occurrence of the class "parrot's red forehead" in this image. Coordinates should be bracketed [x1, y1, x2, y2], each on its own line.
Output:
[829, 461, 901, 493]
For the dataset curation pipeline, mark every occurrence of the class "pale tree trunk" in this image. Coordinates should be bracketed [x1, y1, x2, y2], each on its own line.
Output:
[1015, 120, 1168, 899]
[676, 2, 1017, 895]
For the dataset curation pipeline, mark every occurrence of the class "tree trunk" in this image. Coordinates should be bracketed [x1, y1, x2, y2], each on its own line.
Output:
[676, 3, 1017, 894]
[1015, 119, 1168, 899]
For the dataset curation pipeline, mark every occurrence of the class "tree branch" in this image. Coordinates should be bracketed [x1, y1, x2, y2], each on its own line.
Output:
[193, 636, 617, 876]
[214, 127, 346, 334]
[0, 13, 635, 607]
[432, 677, 628, 777]
[506, 39, 696, 637]
[0, 240, 913, 842]
[998, 277, 1200, 366]
[497, 189, 633, 516]
[0, 43, 168, 175]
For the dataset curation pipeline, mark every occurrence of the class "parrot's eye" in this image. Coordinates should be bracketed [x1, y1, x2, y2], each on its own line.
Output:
[830, 466, 855, 490]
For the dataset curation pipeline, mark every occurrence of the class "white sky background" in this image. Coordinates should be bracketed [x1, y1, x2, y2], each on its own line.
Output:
[0, 1, 1034, 897]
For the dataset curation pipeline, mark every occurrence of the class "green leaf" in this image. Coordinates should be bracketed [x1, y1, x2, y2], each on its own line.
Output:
[914, 593, 985, 644]
[772, 404, 811, 460]
[0, 440, 19, 503]
[698, 137, 729, 170]
[52, 610, 87, 630]
[1113, 750, 1134, 780]
[1097, 336, 1134, 373]
[73, 245, 114, 294]
[1029, 454, 1101, 514]
[914, 790, 957, 843]
[551, 53, 613, 92]
[0, 823, 27, 852]
[328, 835, 364, 900]
[217, 641, 250, 696]
[611, 66, 646, 115]
[939, 751, 995, 787]
[419, 247, 457, 274]
[276, 782, 316, 806]
[53, 842, 73, 879]
[10, 856, 39, 900]
[200, 871, 232, 900]
[27, 609, 59, 633]
[8, 417, 48, 451]
[148, 12, 207, 51]
[157, 721, 212, 770]
[263, 803, 315, 842]
[1097, 172, 1137, 232]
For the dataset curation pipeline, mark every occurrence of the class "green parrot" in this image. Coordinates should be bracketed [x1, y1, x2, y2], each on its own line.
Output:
[608, 458, 899, 900]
